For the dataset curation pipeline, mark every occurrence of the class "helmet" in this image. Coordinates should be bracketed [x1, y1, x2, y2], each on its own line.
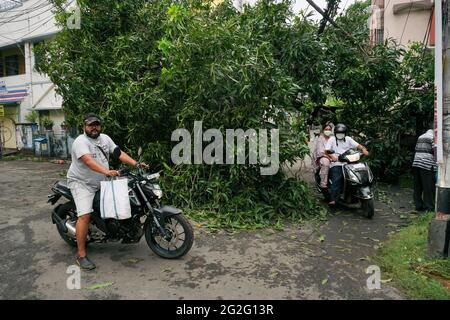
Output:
[334, 123, 348, 135]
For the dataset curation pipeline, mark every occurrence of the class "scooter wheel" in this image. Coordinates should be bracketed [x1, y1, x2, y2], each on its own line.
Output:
[361, 199, 375, 219]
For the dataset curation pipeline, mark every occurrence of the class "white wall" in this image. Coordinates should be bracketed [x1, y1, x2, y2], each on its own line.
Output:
[383, 0, 432, 47]
[48, 108, 65, 135]
[0, 0, 59, 48]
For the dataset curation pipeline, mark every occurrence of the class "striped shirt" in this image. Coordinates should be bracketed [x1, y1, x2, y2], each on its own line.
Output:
[412, 130, 436, 171]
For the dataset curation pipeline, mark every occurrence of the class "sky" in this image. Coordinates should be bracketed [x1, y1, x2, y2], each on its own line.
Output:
[236, 0, 358, 21]
[293, 0, 357, 20]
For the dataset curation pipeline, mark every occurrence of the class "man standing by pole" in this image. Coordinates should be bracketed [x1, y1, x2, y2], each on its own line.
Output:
[413, 126, 436, 212]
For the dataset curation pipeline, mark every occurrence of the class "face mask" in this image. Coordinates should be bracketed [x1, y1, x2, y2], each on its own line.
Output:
[323, 130, 332, 137]
[336, 133, 345, 140]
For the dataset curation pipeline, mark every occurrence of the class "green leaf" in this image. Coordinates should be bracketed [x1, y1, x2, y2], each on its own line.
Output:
[162, 267, 173, 273]
[86, 282, 114, 290]
[127, 258, 142, 264]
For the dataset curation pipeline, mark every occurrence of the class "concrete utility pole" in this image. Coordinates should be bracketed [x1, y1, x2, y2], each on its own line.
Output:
[429, 0, 450, 258]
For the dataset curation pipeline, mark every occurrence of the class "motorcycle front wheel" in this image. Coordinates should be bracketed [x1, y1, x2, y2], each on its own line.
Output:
[144, 214, 194, 259]
[361, 198, 375, 219]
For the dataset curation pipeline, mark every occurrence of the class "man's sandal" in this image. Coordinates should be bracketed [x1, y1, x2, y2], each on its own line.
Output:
[76, 256, 96, 270]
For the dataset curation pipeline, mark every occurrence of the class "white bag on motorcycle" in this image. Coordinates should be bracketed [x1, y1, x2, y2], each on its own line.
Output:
[100, 177, 131, 220]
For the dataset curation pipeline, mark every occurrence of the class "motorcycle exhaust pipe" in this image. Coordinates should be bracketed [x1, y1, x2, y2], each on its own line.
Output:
[65, 220, 77, 238]
[52, 210, 77, 238]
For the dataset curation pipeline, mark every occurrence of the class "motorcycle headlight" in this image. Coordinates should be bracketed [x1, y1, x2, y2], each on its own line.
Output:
[152, 184, 163, 199]
[143, 183, 163, 199]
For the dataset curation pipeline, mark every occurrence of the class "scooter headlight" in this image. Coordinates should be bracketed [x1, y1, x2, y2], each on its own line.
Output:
[347, 170, 360, 184]
[368, 167, 374, 183]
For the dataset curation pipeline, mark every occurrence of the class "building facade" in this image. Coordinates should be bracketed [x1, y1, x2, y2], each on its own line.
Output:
[369, 0, 435, 47]
[0, 0, 64, 152]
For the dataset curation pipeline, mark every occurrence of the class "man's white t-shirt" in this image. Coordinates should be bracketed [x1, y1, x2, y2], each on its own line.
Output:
[67, 133, 117, 192]
[325, 136, 359, 167]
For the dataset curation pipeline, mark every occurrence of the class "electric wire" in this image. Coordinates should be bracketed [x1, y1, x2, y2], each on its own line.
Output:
[399, 0, 413, 44]
[0, 6, 55, 34]
[0, 0, 47, 20]
[0, 3, 51, 25]
[0, 1, 51, 28]
[0, 0, 74, 45]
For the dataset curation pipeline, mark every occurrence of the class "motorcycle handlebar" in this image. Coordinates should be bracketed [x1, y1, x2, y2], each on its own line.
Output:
[118, 168, 131, 176]
[117, 167, 154, 177]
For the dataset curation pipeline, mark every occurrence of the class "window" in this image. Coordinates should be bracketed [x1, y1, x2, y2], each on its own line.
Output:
[0, 49, 25, 76]
[38, 110, 50, 134]
[33, 41, 43, 72]
[5, 55, 19, 76]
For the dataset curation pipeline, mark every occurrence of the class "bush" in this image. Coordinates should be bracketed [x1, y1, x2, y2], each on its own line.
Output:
[25, 110, 38, 123]
[42, 117, 54, 129]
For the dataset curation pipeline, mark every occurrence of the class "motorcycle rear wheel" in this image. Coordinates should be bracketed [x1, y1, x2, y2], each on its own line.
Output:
[144, 214, 194, 259]
[361, 199, 375, 219]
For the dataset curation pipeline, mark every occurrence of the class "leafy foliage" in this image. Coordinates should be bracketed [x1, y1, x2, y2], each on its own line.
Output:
[158, 0, 325, 227]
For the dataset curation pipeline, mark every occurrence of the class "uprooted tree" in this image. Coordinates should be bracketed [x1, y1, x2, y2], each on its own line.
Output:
[35, 0, 433, 227]
[36, 0, 326, 228]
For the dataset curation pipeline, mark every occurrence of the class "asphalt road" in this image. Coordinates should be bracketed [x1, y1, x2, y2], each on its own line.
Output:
[0, 160, 409, 299]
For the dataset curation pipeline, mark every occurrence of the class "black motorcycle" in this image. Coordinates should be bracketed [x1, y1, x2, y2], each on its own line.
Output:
[48, 151, 194, 259]
[315, 149, 375, 218]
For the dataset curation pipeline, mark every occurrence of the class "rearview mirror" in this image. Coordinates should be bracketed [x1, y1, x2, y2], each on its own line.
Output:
[363, 140, 371, 147]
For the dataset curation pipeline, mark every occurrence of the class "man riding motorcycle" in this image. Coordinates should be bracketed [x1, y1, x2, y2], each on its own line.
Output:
[68, 113, 148, 270]
[325, 123, 369, 206]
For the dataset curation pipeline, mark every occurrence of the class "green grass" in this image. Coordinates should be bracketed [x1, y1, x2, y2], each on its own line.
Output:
[374, 212, 450, 300]
[0, 154, 46, 162]
[0, 154, 25, 161]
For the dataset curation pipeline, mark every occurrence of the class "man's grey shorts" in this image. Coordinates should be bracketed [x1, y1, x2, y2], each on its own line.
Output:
[68, 181, 97, 217]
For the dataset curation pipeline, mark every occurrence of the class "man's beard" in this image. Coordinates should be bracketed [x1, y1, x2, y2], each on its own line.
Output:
[86, 130, 100, 139]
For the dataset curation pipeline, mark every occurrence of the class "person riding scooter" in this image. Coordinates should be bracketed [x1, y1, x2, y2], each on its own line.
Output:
[325, 123, 369, 206]
[313, 123, 334, 189]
